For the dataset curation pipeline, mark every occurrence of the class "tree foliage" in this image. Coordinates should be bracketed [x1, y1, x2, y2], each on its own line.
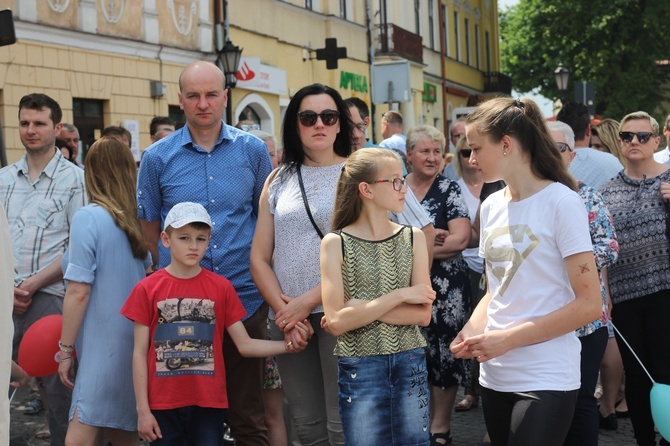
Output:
[500, 0, 670, 120]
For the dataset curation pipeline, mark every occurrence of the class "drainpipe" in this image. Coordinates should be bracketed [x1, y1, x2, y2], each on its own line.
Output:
[438, 2, 449, 136]
[365, 0, 377, 144]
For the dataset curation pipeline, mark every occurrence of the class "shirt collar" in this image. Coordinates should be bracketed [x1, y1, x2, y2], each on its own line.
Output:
[17, 149, 61, 179]
[180, 120, 229, 151]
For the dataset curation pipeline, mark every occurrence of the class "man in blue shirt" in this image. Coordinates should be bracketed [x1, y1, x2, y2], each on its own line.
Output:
[137, 61, 273, 445]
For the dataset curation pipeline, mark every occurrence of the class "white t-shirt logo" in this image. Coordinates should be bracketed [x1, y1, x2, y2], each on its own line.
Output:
[484, 224, 539, 296]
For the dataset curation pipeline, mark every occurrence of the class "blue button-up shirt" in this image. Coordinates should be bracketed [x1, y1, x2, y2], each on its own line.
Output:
[137, 122, 272, 319]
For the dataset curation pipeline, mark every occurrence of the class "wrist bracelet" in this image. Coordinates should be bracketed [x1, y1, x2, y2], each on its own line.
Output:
[59, 340, 75, 350]
[54, 351, 72, 363]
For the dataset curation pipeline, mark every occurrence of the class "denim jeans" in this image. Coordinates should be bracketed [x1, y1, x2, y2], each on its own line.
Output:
[338, 348, 430, 446]
[150, 406, 226, 446]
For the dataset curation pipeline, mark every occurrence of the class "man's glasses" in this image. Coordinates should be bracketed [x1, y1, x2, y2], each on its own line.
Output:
[556, 142, 572, 153]
[371, 177, 406, 191]
[619, 131, 655, 144]
[460, 149, 472, 157]
[297, 110, 340, 127]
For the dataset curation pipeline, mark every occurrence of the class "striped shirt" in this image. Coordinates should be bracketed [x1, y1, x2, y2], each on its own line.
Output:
[0, 150, 86, 297]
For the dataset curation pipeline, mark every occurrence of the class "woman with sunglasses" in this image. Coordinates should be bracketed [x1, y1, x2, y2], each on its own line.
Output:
[251, 83, 353, 445]
[599, 111, 670, 446]
[450, 98, 602, 446]
[404, 124, 471, 445]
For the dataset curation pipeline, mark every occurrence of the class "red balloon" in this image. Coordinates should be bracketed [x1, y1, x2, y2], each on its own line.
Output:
[18, 315, 65, 377]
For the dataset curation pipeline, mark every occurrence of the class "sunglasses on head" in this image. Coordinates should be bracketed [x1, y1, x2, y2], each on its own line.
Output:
[556, 142, 571, 153]
[297, 110, 339, 127]
[460, 149, 472, 157]
[619, 131, 655, 144]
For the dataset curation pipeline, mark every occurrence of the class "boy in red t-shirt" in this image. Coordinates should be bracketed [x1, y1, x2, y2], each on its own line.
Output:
[121, 202, 311, 444]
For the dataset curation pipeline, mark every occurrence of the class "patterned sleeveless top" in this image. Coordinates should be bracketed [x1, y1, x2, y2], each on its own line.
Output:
[333, 225, 427, 357]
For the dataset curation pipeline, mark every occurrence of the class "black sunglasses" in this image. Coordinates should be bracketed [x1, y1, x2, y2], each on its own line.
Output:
[460, 149, 472, 157]
[556, 142, 571, 153]
[297, 110, 339, 127]
[619, 131, 655, 144]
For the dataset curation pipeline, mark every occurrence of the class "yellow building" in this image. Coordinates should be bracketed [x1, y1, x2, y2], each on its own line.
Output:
[0, 0, 507, 164]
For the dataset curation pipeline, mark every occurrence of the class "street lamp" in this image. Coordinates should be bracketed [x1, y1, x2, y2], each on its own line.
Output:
[218, 39, 243, 124]
[554, 63, 570, 102]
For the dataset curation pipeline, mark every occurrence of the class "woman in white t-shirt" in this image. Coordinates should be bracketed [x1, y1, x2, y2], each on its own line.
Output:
[450, 98, 602, 446]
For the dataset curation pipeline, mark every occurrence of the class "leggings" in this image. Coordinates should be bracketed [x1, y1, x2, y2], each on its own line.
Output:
[481, 387, 578, 446]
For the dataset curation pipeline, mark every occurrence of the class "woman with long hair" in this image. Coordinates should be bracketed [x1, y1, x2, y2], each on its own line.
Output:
[58, 137, 151, 444]
[405, 125, 471, 445]
[250, 83, 353, 445]
[451, 98, 602, 446]
[591, 119, 626, 167]
[599, 111, 670, 446]
[320, 148, 434, 445]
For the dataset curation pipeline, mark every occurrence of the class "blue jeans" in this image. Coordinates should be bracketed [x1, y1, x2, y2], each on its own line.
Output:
[338, 348, 430, 446]
[150, 406, 226, 446]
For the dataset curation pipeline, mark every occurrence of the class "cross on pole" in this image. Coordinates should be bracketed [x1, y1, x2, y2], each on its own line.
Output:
[315, 38, 347, 70]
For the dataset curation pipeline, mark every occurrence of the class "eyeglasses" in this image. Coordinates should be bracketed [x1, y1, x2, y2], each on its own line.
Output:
[460, 149, 472, 157]
[371, 177, 406, 191]
[240, 124, 260, 132]
[353, 122, 367, 133]
[619, 131, 655, 144]
[556, 142, 572, 153]
[297, 110, 340, 127]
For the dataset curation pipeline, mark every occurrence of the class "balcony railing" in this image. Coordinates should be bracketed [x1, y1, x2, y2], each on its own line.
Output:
[483, 72, 512, 96]
[375, 23, 423, 64]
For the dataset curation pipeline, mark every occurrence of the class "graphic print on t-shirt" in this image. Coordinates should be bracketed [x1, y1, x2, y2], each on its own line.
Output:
[484, 224, 539, 296]
[153, 297, 216, 377]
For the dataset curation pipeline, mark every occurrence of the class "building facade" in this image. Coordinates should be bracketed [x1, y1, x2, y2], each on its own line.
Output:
[0, 0, 507, 164]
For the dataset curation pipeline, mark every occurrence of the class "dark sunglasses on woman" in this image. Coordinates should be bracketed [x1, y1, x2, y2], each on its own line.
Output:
[460, 149, 472, 157]
[297, 110, 340, 127]
[619, 131, 655, 144]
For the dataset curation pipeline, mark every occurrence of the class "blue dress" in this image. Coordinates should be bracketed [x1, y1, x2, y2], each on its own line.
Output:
[418, 175, 471, 388]
[62, 204, 150, 430]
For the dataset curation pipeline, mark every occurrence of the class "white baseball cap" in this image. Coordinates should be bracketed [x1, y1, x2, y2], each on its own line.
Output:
[164, 202, 213, 230]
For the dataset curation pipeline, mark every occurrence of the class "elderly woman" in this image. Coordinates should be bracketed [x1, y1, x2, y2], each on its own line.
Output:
[405, 124, 471, 445]
[591, 119, 626, 167]
[251, 83, 353, 445]
[548, 120, 619, 446]
[58, 137, 151, 444]
[599, 111, 670, 446]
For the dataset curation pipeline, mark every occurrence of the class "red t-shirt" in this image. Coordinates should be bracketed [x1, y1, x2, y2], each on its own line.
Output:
[121, 268, 246, 410]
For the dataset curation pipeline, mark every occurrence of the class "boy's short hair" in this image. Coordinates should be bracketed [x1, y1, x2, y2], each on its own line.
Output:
[165, 221, 212, 235]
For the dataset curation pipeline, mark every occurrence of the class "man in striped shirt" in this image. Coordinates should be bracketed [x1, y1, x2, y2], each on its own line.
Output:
[0, 93, 86, 445]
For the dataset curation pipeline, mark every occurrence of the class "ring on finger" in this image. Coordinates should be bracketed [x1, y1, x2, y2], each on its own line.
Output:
[286, 341, 293, 348]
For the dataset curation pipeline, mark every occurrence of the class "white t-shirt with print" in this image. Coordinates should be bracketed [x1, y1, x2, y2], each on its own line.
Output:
[478, 182, 592, 392]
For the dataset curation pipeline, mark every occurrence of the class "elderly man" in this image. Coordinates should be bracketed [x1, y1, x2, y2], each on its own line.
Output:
[137, 61, 273, 445]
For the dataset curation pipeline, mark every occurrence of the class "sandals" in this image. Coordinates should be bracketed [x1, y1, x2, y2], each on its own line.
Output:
[430, 431, 452, 445]
[455, 396, 479, 411]
[34, 422, 51, 440]
[23, 397, 44, 415]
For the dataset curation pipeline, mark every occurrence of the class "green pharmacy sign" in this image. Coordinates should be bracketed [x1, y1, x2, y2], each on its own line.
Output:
[340, 71, 368, 93]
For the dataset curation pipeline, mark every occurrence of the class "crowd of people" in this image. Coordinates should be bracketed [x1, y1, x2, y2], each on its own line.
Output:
[0, 60, 669, 446]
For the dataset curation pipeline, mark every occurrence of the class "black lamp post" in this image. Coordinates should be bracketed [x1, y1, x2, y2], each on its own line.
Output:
[218, 39, 243, 125]
[554, 63, 570, 103]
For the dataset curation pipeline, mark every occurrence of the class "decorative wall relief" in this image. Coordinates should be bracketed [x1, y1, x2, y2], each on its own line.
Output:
[101, 0, 124, 24]
[48, 0, 71, 13]
[168, 0, 197, 36]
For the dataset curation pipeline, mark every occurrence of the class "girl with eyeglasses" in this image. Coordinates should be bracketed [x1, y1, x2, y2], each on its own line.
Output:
[404, 124, 472, 445]
[450, 98, 602, 446]
[599, 111, 670, 446]
[319, 148, 435, 445]
[250, 83, 353, 445]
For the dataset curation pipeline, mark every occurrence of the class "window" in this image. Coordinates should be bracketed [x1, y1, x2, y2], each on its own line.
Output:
[454, 12, 460, 61]
[485, 30, 491, 72]
[465, 18, 470, 65]
[73, 98, 104, 162]
[442, 5, 449, 56]
[379, 0, 387, 26]
[414, 0, 420, 36]
[475, 24, 480, 69]
[168, 105, 186, 129]
[339, 0, 349, 19]
[305, 0, 312, 9]
[428, 0, 435, 50]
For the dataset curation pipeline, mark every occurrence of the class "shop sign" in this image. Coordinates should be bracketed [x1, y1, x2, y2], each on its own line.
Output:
[423, 83, 437, 103]
[340, 71, 368, 93]
[236, 57, 287, 96]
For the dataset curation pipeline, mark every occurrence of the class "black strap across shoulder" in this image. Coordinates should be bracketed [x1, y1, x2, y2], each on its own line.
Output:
[296, 164, 324, 239]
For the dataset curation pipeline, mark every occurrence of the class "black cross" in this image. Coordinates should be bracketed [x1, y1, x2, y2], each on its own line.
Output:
[315, 38, 347, 70]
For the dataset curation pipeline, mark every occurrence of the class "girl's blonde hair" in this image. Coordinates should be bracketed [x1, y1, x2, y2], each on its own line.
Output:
[84, 137, 148, 260]
[453, 136, 469, 178]
[465, 98, 577, 191]
[332, 148, 400, 230]
[593, 119, 625, 166]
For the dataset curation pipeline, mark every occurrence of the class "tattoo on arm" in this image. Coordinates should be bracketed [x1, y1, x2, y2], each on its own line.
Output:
[579, 263, 590, 274]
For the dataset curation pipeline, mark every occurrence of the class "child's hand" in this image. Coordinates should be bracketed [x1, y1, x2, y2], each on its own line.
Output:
[398, 284, 436, 305]
[138, 411, 162, 442]
[294, 320, 314, 342]
[10, 361, 30, 388]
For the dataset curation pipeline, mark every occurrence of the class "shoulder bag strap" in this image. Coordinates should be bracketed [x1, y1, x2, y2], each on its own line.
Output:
[296, 164, 324, 239]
